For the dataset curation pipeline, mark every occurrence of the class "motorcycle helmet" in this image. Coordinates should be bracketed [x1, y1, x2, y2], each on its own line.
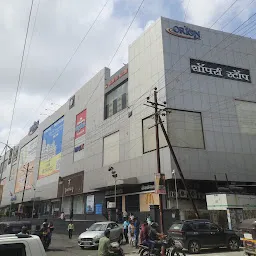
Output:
[151, 222, 159, 229]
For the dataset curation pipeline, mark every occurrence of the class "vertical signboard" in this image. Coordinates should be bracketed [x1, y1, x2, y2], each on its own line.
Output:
[86, 195, 94, 213]
[154, 173, 166, 194]
[74, 109, 86, 162]
[15, 137, 38, 193]
[38, 117, 64, 179]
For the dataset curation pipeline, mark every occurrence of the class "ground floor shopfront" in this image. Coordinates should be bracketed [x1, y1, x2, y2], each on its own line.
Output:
[2, 179, 255, 220]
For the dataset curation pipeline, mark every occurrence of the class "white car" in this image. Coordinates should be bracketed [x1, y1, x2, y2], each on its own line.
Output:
[78, 221, 123, 249]
[0, 234, 46, 256]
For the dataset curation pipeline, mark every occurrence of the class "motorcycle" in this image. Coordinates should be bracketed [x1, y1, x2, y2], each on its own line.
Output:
[41, 230, 51, 250]
[110, 242, 125, 256]
[139, 236, 186, 256]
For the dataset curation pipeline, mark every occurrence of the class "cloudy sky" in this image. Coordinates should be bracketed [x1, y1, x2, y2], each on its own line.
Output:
[0, 0, 255, 152]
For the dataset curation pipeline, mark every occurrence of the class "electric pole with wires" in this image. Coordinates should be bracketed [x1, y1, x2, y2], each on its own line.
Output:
[19, 163, 34, 220]
[145, 88, 200, 225]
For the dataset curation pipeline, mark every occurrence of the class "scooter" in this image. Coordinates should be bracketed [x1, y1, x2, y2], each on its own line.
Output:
[139, 236, 186, 256]
[110, 242, 125, 256]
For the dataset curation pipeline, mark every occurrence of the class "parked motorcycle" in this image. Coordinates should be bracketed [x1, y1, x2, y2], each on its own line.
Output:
[139, 236, 186, 256]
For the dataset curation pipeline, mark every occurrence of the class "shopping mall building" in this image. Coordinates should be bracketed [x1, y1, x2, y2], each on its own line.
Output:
[0, 17, 255, 219]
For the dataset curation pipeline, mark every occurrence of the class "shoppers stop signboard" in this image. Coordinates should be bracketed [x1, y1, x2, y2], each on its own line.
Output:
[57, 171, 84, 197]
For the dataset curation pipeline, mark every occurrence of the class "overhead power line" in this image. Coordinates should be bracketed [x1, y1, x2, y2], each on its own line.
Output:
[6, 0, 35, 144]
[22, 0, 111, 130]
[210, 0, 239, 28]
[23, 0, 145, 131]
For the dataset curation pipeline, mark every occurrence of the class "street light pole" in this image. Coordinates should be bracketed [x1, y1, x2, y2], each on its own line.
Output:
[172, 170, 178, 209]
[114, 177, 117, 209]
[32, 185, 36, 219]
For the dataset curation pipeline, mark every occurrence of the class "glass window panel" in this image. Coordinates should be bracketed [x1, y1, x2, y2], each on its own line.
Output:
[113, 99, 117, 114]
[103, 132, 120, 166]
[236, 100, 256, 135]
[167, 110, 204, 149]
[122, 93, 127, 109]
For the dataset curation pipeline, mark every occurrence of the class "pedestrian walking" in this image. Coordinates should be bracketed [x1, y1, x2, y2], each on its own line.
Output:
[134, 217, 140, 248]
[123, 217, 129, 243]
[128, 221, 135, 246]
[68, 221, 74, 239]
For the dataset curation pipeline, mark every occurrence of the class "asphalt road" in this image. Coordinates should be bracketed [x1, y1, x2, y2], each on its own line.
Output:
[46, 234, 245, 256]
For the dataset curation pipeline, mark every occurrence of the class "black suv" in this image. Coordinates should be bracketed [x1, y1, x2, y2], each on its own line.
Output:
[168, 219, 240, 254]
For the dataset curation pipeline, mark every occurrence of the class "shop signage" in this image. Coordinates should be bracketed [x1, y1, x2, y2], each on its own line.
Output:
[105, 188, 123, 196]
[28, 120, 39, 135]
[190, 59, 251, 83]
[168, 189, 205, 200]
[141, 184, 155, 191]
[105, 68, 128, 89]
[166, 26, 200, 40]
[57, 171, 84, 197]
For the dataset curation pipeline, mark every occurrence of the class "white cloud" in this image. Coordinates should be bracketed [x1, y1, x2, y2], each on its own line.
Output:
[181, 0, 256, 30]
[0, 0, 167, 152]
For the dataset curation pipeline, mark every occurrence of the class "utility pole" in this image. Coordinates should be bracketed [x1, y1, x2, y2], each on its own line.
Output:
[145, 88, 200, 219]
[153, 89, 164, 233]
[19, 163, 33, 220]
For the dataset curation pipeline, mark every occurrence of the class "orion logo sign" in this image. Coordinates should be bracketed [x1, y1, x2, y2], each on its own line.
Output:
[166, 26, 200, 40]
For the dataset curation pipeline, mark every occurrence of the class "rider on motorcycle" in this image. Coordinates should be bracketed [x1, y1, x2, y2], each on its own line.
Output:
[149, 222, 164, 249]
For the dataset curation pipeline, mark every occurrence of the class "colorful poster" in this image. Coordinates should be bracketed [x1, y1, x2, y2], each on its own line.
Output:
[15, 137, 37, 193]
[139, 193, 159, 212]
[74, 109, 86, 162]
[154, 173, 166, 194]
[38, 117, 64, 179]
[75, 109, 86, 139]
[86, 195, 94, 213]
[95, 204, 102, 215]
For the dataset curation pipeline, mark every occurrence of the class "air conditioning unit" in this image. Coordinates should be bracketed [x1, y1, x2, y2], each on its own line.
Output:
[107, 202, 116, 209]
[179, 189, 188, 198]
[190, 189, 197, 199]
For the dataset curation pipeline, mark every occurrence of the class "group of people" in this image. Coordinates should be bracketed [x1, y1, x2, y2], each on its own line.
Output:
[18, 219, 54, 246]
[122, 214, 164, 250]
[122, 214, 153, 248]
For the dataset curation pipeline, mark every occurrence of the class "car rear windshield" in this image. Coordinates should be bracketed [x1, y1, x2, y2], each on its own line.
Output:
[88, 223, 107, 231]
[170, 223, 183, 230]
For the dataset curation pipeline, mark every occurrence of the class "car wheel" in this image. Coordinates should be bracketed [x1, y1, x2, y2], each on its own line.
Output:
[118, 234, 123, 244]
[188, 240, 201, 254]
[80, 247, 85, 250]
[228, 237, 239, 251]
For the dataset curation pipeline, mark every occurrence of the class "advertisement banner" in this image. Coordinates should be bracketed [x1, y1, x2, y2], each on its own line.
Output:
[154, 173, 166, 194]
[15, 137, 37, 193]
[74, 109, 86, 162]
[86, 195, 94, 213]
[38, 117, 64, 179]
